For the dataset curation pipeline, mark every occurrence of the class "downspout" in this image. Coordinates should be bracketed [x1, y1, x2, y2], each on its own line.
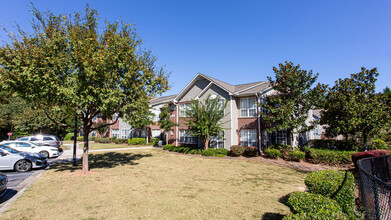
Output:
[256, 93, 261, 153]
[175, 102, 179, 146]
[230, 95, 233, 147]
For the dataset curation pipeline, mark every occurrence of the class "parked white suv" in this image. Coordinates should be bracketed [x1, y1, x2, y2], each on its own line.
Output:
[0, 141, 60, 159]
[18, 135, 62, 148]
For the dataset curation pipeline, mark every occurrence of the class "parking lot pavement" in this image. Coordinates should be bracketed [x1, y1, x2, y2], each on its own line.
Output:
[0, 145, 82, 212]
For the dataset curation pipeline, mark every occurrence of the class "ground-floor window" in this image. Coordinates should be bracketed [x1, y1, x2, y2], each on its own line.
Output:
[91, 131, 96, 137]
[179, 130, 197, 144]
[210, 132, 224, 149]
[121, 128, 130, 139]
[112, 129, 120, 138]
[276, 130, 287, 145]
[263, 130, 269, 147]
[240, 129, 257, 147]
[152, 129, 161, 139]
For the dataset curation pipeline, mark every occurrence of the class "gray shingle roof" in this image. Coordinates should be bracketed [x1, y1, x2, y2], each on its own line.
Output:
[149, 94, 177, 106]
[198, 73, 270, 95]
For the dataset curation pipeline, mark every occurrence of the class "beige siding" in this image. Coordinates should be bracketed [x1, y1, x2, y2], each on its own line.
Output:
[231, 97, 239, 146]
[178, 78, 210, 102]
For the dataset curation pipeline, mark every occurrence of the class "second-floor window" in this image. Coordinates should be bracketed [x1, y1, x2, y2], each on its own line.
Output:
[240, 97, 257, 117]
[179, 103, 191, 117]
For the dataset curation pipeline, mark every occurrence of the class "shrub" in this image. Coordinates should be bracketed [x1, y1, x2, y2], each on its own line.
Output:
[307, 139, 358, 151]
[305, 170, 355, 216]
[286, 191, 346, 219]
[351, 150, 389, 168]
[243, 146, 259, 157]
[95, 137, 111, 143]
[287, 150, 305, 162]
[189, 148, 203, 154]
[128, 138, 147, 145]
[264, 148, 281, 159]
[215, 148, 228, 156]
[163, 144, 175, 151]
[151, 138, 160, 146]
[77, 136, 84, 141]
[64, 133, 74, 141]
[113, 138, 128, 144]
[202, 149, 216, 156]
[229, 145, 246, 157]
[284, 211, 347, 220]
[307, 149, 355, 165]
[371, 139, 388, 150]
[269, 144, 292, 156]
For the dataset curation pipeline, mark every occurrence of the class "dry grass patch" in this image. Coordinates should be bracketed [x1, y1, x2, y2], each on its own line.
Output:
[2, 149, 308, 219]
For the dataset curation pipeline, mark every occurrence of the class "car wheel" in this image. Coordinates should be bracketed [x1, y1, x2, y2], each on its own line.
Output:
[14, 160, 32, 172]
[39, 151, 49, 159]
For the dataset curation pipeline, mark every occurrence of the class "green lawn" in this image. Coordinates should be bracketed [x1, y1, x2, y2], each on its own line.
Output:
[2, 149, 308, 219]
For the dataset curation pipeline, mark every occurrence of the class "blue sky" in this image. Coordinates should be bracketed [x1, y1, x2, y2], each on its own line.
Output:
[1, 0, 390, 96]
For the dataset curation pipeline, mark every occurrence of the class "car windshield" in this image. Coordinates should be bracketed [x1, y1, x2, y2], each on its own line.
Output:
[0, 145, 20, 154]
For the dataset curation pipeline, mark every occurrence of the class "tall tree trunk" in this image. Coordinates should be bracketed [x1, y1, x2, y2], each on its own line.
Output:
[204, 138, 209, 150]
[82, 127, 89, 174]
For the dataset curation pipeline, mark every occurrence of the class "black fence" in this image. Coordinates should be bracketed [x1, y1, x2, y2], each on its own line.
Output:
[357, 155, 391, 220]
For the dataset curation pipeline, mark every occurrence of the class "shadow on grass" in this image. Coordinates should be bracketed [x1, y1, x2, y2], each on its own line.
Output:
[261, 213, 285, 220]
[49, 152, 153, 172]
[261, 193, 292, 220]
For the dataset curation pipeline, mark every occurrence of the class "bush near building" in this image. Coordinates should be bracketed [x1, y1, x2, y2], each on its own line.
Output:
[285, 170, 358, 220]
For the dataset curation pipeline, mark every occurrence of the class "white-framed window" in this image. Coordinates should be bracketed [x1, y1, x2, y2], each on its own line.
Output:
[263, 130, 270, 147]
[170, 130, 174, 135]
[313, 127, 319, 136]
[112, 129, 120, 138]
[240, 129, 257, 147]
[210, 132, 224, 149]
[91, 131, 96, 137]
[179, 130, 197, 144]
[240, 97, 257, 117]
[152, 129, 161, 138]
[276, 130, 287, 145]
[179, 103, 191, 117]
[152, 114, 159, 122]
[121, 128, 130, 139]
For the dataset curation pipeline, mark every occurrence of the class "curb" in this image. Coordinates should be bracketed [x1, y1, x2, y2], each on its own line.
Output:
[0, 168, 46, 214]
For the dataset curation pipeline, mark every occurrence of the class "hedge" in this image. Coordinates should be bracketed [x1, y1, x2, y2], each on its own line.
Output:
[286, 191, 347, 219]
[371, 139, 388, 150]
[305, 170, 355, 217]
[287, 150, 305, 162]
[307, 149, 356, 165]
[351, 150, 389, 168]
[229, 145, 246, 156]
[64, 133, 74, 141]
[128, 138, 147, 145]
[284, 211, 348, 220]
[151, 138, 160, 146]
[163, 145, 227, 157]
[264, 148, 281, 159]
[113, 138, 128, 144]
[94, 137, 111, 143]
[307, 139, 358, 151]
[269, 144, 292, 156]
[243, 146, 259, 157]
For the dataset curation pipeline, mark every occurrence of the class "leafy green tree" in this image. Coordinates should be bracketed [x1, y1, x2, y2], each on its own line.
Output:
[0, 6, 168, 173]
[184, 95, 228, 150]
[158, 104, 178, 144]
[383, 87, 391, 106]
[261, 61, 327, 146]
[125, 104, 154, 143]
[321, 67, 389, 150]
